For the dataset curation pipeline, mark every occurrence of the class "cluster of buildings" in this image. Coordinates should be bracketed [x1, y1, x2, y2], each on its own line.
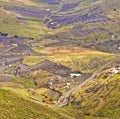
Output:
[105, 64, 120, 78]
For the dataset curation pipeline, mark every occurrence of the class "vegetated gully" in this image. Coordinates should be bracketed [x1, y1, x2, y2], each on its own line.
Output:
[56, 57, 120, 107]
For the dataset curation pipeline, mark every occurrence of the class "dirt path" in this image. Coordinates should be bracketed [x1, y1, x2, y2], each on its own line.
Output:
[0, 46, 15, 56]
[56, 58, 119, 107]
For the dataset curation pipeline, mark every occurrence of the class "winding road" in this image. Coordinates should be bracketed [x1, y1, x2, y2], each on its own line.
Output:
[56, 58, 120, 107]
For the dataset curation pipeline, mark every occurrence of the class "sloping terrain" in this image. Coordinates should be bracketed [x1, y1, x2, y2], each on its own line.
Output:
[42, 0, 120, 52]
[0, 0, 120, 52]
[0, 0, 49, 38]
[0, 88, 74, 119]
[20, 47, 116, 102]
[0, 0, 120, 119]
[68, 63, 120, 118]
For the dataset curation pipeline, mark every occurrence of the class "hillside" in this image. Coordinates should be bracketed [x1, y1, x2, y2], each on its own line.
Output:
[0, 0, 120, 52]
[0, 88, 74, 119]
[68, 63, 120, 118]
[0, 0, 120, 119]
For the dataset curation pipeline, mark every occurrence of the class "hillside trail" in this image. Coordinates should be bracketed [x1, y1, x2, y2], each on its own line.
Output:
[56, 57, 120, 107]
[0, 46, 15, 56]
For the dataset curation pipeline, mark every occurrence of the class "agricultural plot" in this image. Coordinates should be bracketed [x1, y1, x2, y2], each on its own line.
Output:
[44, 13, 110, 28]
[8, 45, 34, 55]
[37, 0, 60, 4]
[71, 27, 107, 37]
[3, 6, 52, 19]
[23, 47, 115, 73]
[60, 3, 79, 12]
[0, 33, 26, 47]
[20, 60, 71, 76]
[96, 40, 120, 53]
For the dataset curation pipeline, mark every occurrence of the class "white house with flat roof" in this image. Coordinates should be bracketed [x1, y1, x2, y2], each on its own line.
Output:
[70, 73, 81, 78]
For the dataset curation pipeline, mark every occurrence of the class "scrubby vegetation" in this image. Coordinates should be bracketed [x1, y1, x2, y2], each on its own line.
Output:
[69, 72, 120, 118]
[0, 0, 120, 118]
[0, 88, 74, 119]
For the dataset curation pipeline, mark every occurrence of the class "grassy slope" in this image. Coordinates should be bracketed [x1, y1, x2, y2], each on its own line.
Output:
[0, 17, 47, 38]
[0, 88, 74, 119]
[0, 0, 49, 38]
[22, 47, 116, 98]
[68, 73, 120, 118]
[0, 0, 120, 118]
[23, 47, 115, 73]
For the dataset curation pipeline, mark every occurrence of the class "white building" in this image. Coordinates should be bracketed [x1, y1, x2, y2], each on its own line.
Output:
[70, 73, 81, 78]
[112, 68, 119, 74]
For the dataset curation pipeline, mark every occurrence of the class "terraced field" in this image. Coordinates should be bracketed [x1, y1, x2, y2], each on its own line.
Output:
[0, 0, 120, 51]
[0, 0, 120, 119]
[23, 47, 115, 72]
[4, 6, 52, 19]
[37, 0, 60, 4]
